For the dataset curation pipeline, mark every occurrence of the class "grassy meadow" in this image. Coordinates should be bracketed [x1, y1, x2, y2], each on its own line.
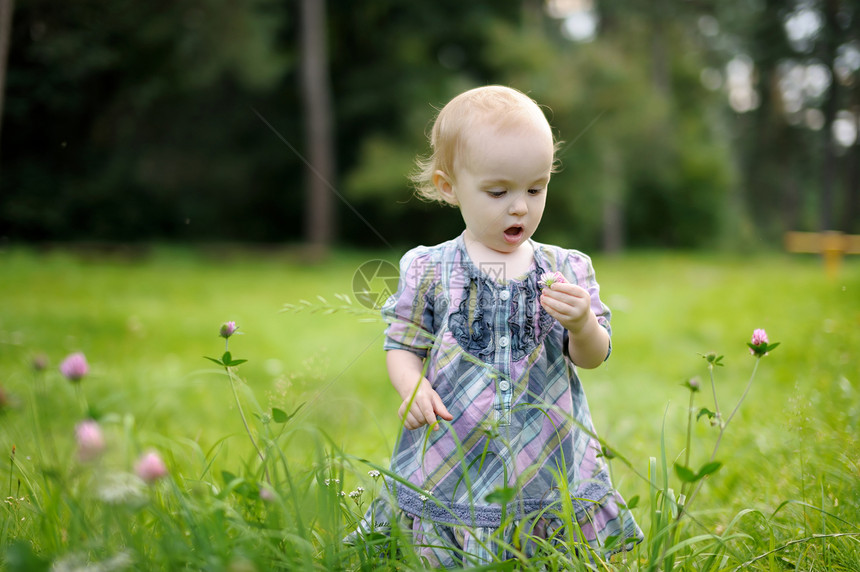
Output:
[0, 245, 858, 570]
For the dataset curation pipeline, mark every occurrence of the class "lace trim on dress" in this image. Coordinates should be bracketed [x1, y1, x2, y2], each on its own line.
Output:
[395, 477, 613, 528]
[448, 245, 555, 363]
[448, 269, 496, 362]
[508, 275, 555, 361]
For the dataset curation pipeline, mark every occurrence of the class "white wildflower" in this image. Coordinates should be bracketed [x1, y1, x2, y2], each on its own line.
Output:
[96, 472, 147, 507]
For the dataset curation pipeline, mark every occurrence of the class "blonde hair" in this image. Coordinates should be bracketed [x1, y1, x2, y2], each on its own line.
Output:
[411, 85, 557, 204]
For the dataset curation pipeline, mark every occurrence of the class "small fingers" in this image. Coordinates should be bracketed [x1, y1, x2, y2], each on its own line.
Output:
[400, 400, 424, 431]
[419, 399, 438, 430]
[550, 282, 587, 295]
[541, 295, 591, 332]
[543, 284, 586, 305]
[433, 394, 454, 421]
[404, 410, 423, 431]
[540, 294, 576, 319]
[400, 389, 453, 432]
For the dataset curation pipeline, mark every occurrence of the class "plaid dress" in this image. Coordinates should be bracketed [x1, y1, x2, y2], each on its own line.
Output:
[368, 234, 642, 565]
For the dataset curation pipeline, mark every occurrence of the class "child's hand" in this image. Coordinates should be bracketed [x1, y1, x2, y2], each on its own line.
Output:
[398, 378, 454, 431]
[539, 282, 594, 334]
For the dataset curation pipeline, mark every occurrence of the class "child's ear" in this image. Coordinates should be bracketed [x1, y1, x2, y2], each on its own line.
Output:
[433, 170, 458, 206]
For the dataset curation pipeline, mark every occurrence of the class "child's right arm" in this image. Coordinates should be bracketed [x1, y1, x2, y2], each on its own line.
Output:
[386, 349, 453, 431]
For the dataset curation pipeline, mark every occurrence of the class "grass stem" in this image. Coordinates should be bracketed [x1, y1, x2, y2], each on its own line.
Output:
[226, 366, 270, 483]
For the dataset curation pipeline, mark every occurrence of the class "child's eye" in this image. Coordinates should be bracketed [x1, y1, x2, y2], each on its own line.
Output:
[528, 188, 544, 195]
[486, 189, 507, 198]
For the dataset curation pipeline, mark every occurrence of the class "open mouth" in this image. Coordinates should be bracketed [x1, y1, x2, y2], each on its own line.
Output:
[504, 225, 524, 242]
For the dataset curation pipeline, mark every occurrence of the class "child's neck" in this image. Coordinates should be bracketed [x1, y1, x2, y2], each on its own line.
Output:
[462, 235, 535, 281]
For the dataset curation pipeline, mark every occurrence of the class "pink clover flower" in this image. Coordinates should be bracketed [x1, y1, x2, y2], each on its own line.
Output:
[748, 328, 778, 357]
[60, 352, 89, 382]
[219, 321, 238, 339]
[135, 450, 168, 484]
[75, 420, 106, 462]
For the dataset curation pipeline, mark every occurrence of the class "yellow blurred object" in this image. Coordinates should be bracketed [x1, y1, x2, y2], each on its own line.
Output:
[784, 230, 860, 279]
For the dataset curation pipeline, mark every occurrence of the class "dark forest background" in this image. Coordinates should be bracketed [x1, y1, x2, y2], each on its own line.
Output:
[1, 0, 858, 254]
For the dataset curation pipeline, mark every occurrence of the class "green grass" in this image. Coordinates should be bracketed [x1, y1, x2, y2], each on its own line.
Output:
[1, 245, 858, 570]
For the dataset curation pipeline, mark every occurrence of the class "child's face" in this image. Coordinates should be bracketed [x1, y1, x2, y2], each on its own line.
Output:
[436, 115, 554, 255]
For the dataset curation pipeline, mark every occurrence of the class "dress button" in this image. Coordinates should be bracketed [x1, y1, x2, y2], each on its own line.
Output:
[499, 290, 510, 301]
[498, 380, 511, 391]
[498, 336, 509, 347]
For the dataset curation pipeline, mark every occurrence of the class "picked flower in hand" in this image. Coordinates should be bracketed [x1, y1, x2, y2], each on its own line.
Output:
[539, 271, 567, 288]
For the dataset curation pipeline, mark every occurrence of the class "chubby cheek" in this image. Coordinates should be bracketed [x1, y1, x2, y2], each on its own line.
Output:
[525, 219, 543, 241]
[530, 196, 547, 220]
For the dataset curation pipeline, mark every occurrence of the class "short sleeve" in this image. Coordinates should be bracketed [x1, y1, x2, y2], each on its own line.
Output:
[381, 248, 439, 359]
[560, 249, 612, 361]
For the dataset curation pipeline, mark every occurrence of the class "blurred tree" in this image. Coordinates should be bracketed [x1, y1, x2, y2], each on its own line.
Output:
[0, 0, 13, 145]
[732, 0, 860, 238]
[816, 0, 854, 232]
[0, 0, 294, 242]
[342, 1, 734, 250]
[300, 0, 334, 258]
[529, 4, 733, 250]
[332, 0, 525, 248]
[2, 0, 853, 248]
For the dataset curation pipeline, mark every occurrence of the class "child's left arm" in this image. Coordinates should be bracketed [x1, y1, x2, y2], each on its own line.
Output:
[540, 282, 610, 369]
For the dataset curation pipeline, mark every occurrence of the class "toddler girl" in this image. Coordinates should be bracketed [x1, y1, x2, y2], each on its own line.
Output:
[367, 85, 642, 566]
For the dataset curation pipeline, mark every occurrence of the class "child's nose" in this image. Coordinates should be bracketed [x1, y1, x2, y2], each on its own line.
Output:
[509, 196, 528, 215]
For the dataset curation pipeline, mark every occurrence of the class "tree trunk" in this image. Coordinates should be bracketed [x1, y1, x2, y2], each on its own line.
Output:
[601, 147, 624, 253]
[844, 138, 860, 233]
[0, 0, 14, 148]
[602, 197, 623, 254]
[745, 0, 795, 237]
[300, 0, 335, 259]
[650, 6, 669, 96]
[819, 0, 841, 231]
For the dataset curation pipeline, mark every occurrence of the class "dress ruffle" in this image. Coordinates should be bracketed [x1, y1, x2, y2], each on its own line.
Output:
[348, 490, 643, 566]
[447, 248, 555, 363]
